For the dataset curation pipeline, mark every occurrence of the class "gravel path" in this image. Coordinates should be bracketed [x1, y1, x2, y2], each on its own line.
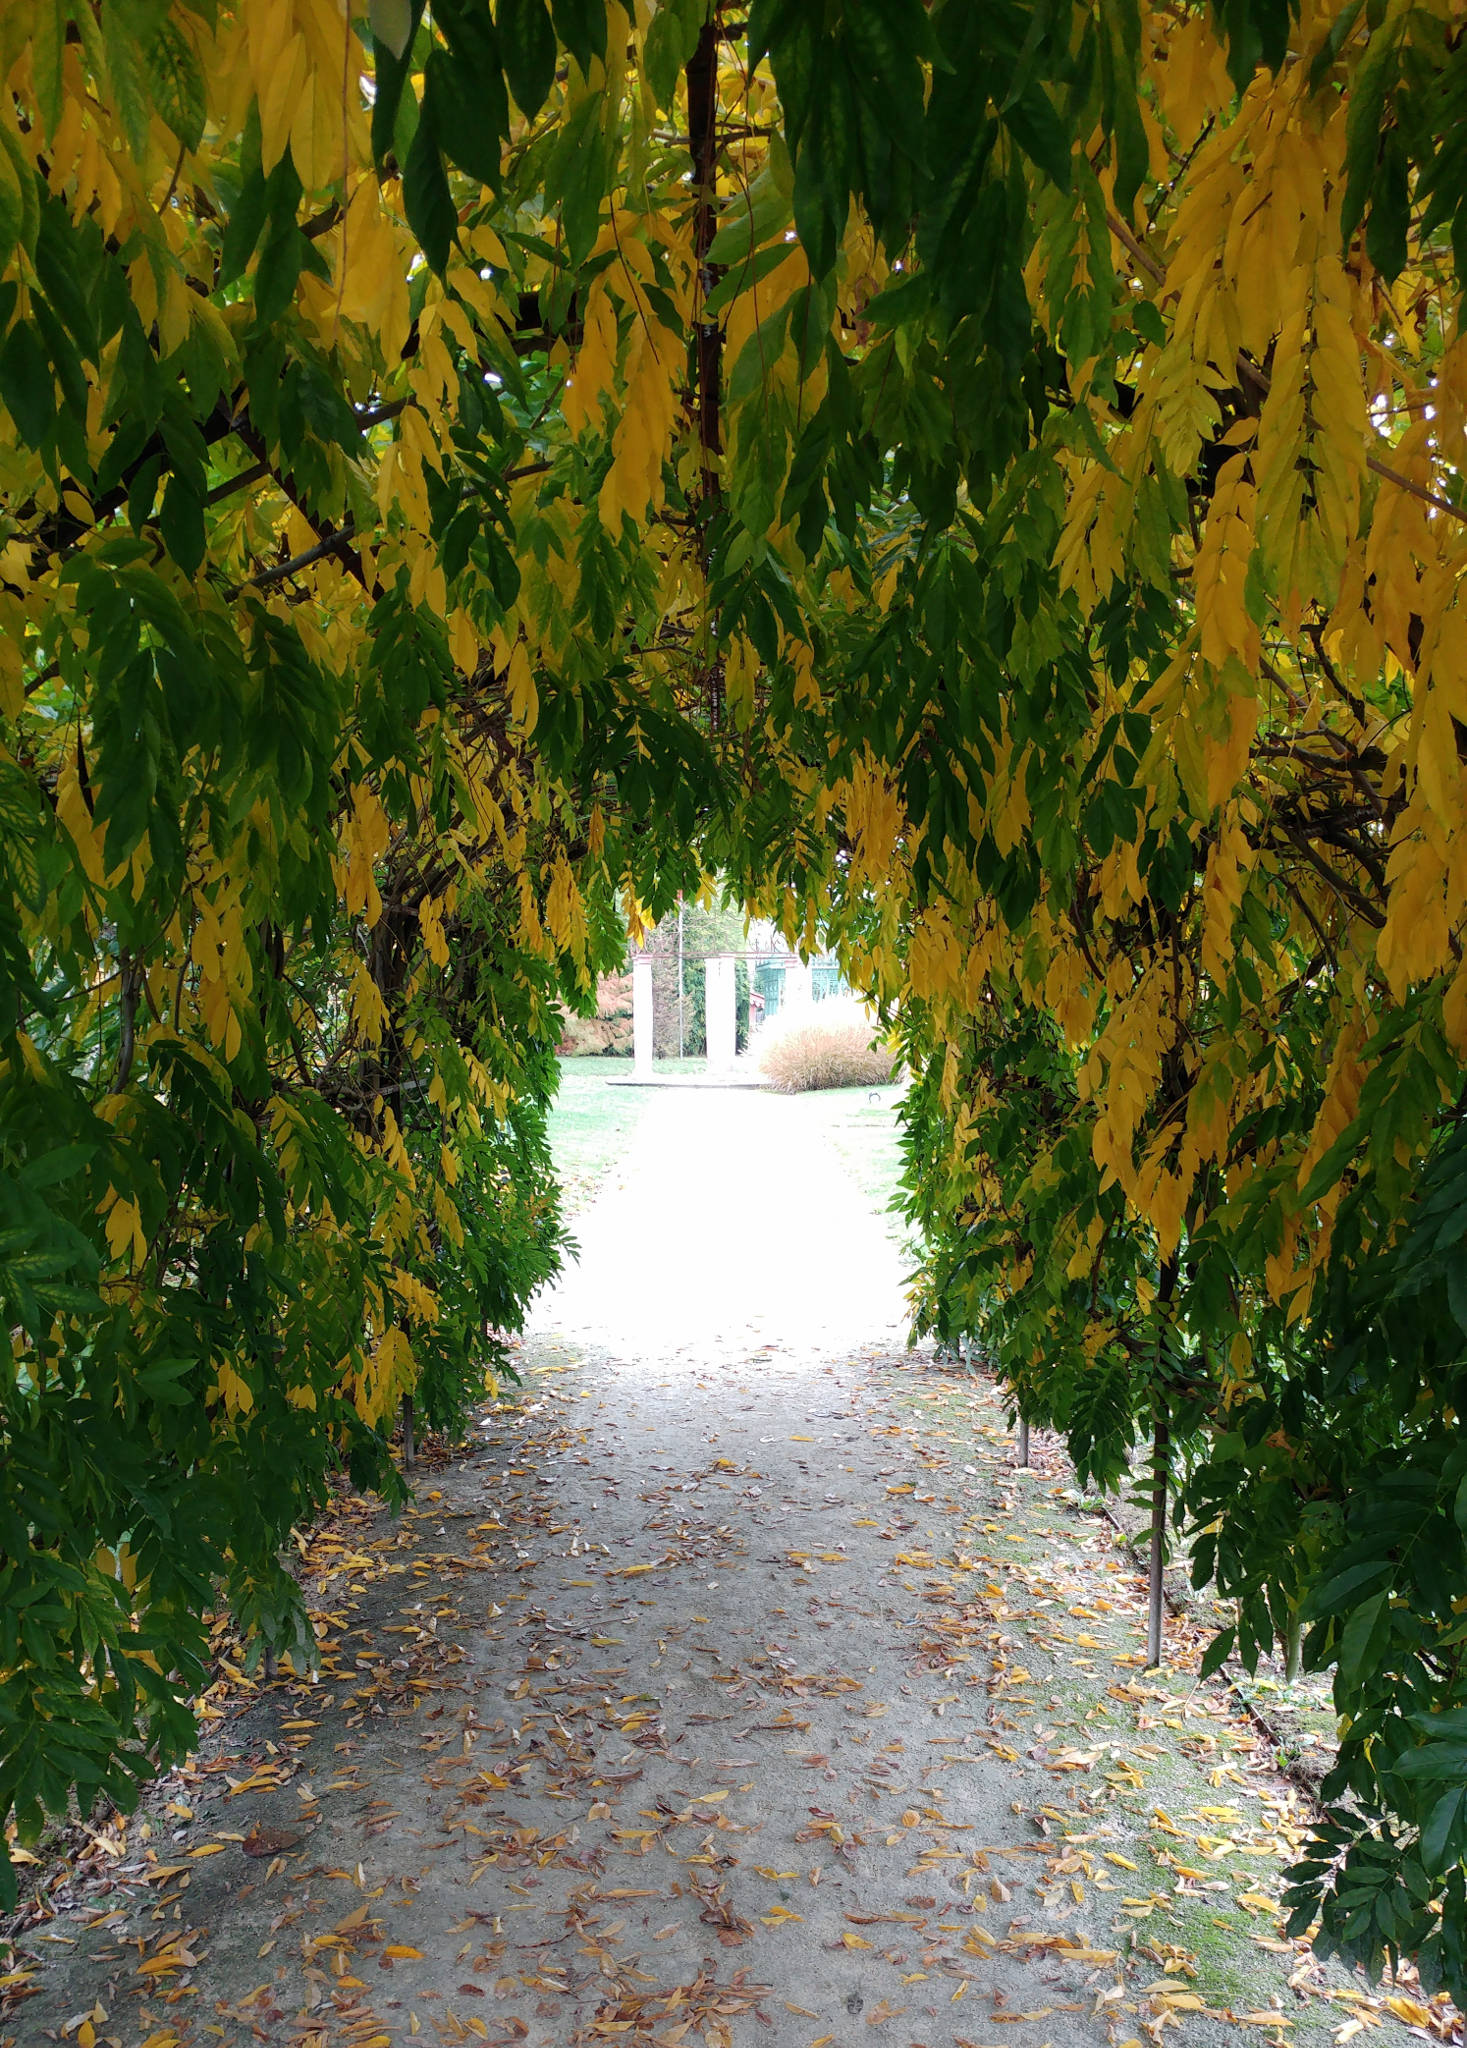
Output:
[12, 1089, 1125, 2048]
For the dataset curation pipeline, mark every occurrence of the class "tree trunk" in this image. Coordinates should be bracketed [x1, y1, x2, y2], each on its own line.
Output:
[1283, 1610, 1303, 1682]
[686, 17, 723, 512]
[1146, 1407, 1169, 1669]
[401, 1390, 415, 1472]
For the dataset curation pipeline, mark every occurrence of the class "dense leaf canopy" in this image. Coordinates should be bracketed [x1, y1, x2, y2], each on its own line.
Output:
[3, 0, 1467, 2000]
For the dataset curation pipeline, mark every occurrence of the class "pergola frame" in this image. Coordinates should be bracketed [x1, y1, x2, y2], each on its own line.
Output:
[630, 950, 815, 1077]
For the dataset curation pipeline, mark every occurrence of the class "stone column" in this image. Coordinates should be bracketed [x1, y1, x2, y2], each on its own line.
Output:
[705, 955, 738, 1070]
[633, 953, 654, 1079]
[783, 957, 813, 1012]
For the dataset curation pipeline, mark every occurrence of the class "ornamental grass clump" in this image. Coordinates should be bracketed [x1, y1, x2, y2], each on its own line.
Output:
[757, 998, 897, 1093]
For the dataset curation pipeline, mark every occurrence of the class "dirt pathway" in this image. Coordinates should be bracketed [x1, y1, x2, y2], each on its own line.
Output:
[13, 1090, 1135, 2048]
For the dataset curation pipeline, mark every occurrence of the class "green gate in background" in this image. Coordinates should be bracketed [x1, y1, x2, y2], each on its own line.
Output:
[752, 961, 843, 1020]
[754, 961, 784, 1019]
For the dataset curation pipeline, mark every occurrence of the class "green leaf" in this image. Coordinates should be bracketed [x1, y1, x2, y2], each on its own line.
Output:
[29, 0, 66, 140]
[146, 18, 207, 153]
[1394, 1741, 1467, 1780]
[35, 198, 97, 358]
[136, 1358, 197, 1408]
[425, 0, 510, 188]
[787, 280, 831, 382]
[496, 0, 558, 117]
[549, 0, 607, 76]
[100, 4, 153, 162]
[126, 452, 163, 534]
[546, 92, 608, 266]
[1198, 1626, 1235, 1679]
[703, 240, 794, 318]
[252, 151, 308, 325]
[1365, 126, 1410, 279]
[1133, 298, 1166, 347]
[728, 301, 791, 402]
[792, 66, 854, 277]
[0, 322, 54, 448]
[1308, 0, 1364, 90]
[644, 0, 707, 107]
[0, 126, 28, 270]
[1000, 82, 1072, 190]
[1099, 0, 1147, 219]
[1421, 1787, 1467, 1874]
[219, 166, 268, 287]
[1340, 25, 1401, 248]
[705, 175, 793, 267]
[253, 222, 305, 327]
[158, 472, 205, 578]
[371, 0, 427, 163]
[1336, 1589, 1391, 1693]
[402, 92, 458, 273]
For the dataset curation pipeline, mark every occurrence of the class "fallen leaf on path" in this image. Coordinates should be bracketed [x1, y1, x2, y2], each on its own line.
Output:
[242, 1826, 301, 1857]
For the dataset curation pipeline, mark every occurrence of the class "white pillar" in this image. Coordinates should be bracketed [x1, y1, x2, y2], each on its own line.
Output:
[783, 958, 813, 1012]
[633, 954, 654, 1078]
[705, 955, 738, 1070]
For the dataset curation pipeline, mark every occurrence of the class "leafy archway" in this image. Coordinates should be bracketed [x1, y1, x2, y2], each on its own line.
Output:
[2, 0, 1467, 1997]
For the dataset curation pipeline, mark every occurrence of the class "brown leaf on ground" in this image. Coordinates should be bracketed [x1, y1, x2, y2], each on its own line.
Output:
[241, 1825, 301, 1857]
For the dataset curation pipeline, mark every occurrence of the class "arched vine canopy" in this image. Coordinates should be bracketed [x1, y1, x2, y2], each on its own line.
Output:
[3, 0, 1467, 1999]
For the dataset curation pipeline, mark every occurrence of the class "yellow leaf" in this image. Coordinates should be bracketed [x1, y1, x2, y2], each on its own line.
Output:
[1384, 1996, 1433, 2025]
[102, 1191, 146, 1269]
[598, 319, 681, 529]
[507, 639, 537, 734]
[419, 895, 451, 970]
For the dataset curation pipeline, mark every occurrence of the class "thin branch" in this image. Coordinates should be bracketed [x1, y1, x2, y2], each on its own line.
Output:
[1363, 449, 1465, 523]
[205, 461, 270, 506]
[229, 419, 371, 592]
[1107, 210, 1165, 284]
[1279, 822, 1385, 929]
[246, 522, 358, 591]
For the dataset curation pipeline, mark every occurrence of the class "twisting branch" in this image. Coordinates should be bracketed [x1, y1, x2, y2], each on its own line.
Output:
[115, 955, 140, 1090]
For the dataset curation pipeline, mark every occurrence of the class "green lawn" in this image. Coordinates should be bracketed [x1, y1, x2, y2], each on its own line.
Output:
[783, 1081, 909, 1239]
[546, 1056, 651, 1213]
[548, 1060, 909, 1231]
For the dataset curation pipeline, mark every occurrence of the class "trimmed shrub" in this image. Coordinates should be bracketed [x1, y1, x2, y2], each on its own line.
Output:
[556, 969, 634, 1055]
[757, 996, 897, 1092]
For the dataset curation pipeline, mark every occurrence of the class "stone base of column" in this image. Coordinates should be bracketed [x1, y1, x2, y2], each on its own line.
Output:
[633, 954, 654, 1078]
[705, 955, 737, 1070]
